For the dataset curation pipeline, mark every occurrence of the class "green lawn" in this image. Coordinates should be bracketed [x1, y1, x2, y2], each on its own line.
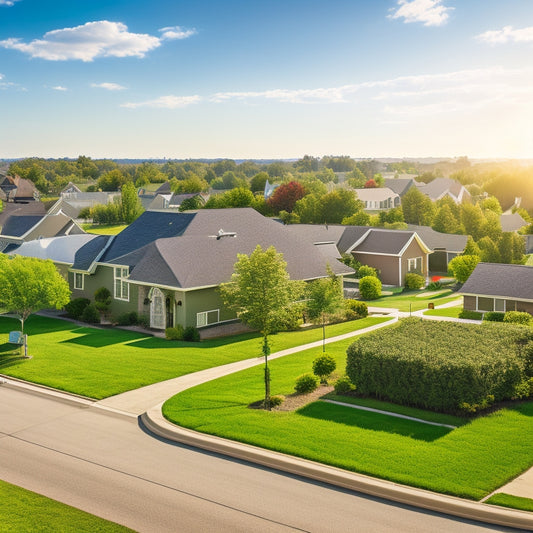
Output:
[0, 479, 132, 532]
[0, 315, 389, 399]
[423, 305, 464, 319]
[162, 334, 533, 500]
[363, 288, 462, 312]
[81, 224, 128, 235]
[485, 493, 533, 513]
[526, 254, 533, 266]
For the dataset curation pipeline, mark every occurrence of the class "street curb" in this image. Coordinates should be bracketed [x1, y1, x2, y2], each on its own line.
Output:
[141, 406, 533, 531]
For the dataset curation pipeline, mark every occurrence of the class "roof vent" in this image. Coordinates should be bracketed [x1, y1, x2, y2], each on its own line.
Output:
[216, 228, 237, 240]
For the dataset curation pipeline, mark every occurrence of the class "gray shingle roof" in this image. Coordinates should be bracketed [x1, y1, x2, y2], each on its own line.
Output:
[383, 178, 416, 196]
[354, 229, 414, 255]
[500, 213, 527, 233]
[460, 262, 533, 301]
[104, 208, 353, 288]
[72, 235, 112, 271]
[0, 201, 46, 228]
[406, 224, 467, 253]
[418, 178, 469, 202]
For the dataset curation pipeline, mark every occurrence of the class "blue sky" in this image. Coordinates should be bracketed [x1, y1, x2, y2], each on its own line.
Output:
[1, 0, 532, 159]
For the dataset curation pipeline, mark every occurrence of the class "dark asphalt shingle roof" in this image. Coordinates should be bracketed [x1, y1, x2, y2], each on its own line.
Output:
[100, 211, 195, 262]
[72, 235, 112, 271]
[0, 201, 46, 228]
[460, 262, 533, 301]
[104, 208, 354, 288]
[1, 215, 44, 237]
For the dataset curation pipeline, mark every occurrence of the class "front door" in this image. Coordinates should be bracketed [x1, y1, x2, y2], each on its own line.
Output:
[150, 288, 166, 329]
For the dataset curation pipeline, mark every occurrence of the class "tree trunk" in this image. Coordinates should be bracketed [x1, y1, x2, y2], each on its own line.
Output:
[263, 335, 271, 410]
[322, 313, 326, 352]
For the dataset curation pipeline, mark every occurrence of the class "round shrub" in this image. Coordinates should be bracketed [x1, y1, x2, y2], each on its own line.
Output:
[312, 353, 337, 384]
[94, 287, 111, 314]
[183, 326, 201, 342]
[65, 297, 91, 319]
[427, 281, 443, 291]
[483, 311, 505, 322]
[267, 395, 285, 408]
[504, 311, 532, 326]
[116, 311, 139, 326]
[294, 373, 319, 394]
[359, 276, 382, 300]
[344, 299, 368, 318]
[80, 303, 100, 324]
[165, 325, 184, 341]
[358, 265, 378, 279]
[334, 375, 356, 395]
[404, 272, 425, 290]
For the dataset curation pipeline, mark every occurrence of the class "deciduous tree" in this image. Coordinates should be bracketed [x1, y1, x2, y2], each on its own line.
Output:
[218, 246, 305, 409]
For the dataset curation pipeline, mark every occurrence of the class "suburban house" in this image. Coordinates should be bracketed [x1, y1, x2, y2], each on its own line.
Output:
[283, 224, 432, 286]
[10, 208, 354, 331]
[406, 224, 467, 272]
[0, 174, 40, 202]
[138, 191, 205, 211]
[0, 201, 84, 252]
[48, 191, 120, 219]
[383, 177, 418, 198]
[417, 177, 471, 204]
[353, 187, 400, 211]
[460, 262, 533, 315]
[500, 212, 528, 233]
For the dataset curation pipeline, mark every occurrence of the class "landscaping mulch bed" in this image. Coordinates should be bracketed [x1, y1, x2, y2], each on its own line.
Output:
[249, 385, 334, 412]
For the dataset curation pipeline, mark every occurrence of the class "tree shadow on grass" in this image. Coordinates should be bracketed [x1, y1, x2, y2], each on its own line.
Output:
[127, 332, 262, 350]
[60, 327, 146, 348]
[0, 353, 26, 369]
[296, 401, 454, 442]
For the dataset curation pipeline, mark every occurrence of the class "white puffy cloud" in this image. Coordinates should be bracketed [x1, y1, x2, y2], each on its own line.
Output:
[51, 85, 68, 91]
[121, 95, 201, 109]
[0, 0, 21, 6]
[388, 0, 452, 27]
[159, 26, 197, 40]
[0, 20, 194, 61]
[476, 25, 533, 45]
[91, 82, 126, 91]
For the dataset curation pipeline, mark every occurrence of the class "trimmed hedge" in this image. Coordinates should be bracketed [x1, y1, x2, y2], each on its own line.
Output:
[504, 311, 532, 326]
[65, 298, 90, 320]
[346, 318, 533, 414]
[344, 299, 368, 318]
[483, 312, 505, 322]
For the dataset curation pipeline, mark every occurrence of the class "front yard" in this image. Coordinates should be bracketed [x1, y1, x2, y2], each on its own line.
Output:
[362, 287, 462, 312]
[0, 315, 388, 399]
[162, 332, 533, 501]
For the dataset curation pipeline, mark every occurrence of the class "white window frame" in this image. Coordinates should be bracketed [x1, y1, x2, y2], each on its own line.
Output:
[114, 267, 129, 301]
[196, 309, 220, 328]
[407, 256, 422, 272]
[74, 272, 84, 290]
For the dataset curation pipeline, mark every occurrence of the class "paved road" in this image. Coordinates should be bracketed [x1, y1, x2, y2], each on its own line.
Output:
[0, 386, 517, 532]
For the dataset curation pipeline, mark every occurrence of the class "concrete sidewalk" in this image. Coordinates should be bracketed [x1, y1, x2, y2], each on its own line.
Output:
[95, 317, 397, 415]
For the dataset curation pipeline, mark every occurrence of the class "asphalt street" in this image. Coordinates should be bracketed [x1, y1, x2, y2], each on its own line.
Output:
[0, 385, 520, 532]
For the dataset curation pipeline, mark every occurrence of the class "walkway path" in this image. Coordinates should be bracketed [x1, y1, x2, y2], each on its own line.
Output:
[96, 317, 397, 416]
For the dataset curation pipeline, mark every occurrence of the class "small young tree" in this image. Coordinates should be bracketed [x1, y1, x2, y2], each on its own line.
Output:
[448, 254, 480, 284]
[305, 267, 344, 351]
[0, 255, 70, 356]
[312, 353, 337, 384]
[219, 245, 305, 410]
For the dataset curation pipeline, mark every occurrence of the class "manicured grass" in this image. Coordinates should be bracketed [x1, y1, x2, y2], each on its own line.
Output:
[526, 254, 533, 267]
[364, 289, 462, 312]
[163, 334, 533, 500]
[485, 493, 533, 513]
[423, 305, 463, 318]
[0, 315, 389, 399]
[81, 224, 128, 235]
[0, 479, 132, 532]
[323, 393, 466, 428]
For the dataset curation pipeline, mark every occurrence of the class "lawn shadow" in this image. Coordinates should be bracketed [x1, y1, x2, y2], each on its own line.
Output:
[127, 331, 262, 350]
[60, 327, 147, 348]
[0, 342, 21, 355]
[296, 401, 454, 442]
[0, 353, 27, 369]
